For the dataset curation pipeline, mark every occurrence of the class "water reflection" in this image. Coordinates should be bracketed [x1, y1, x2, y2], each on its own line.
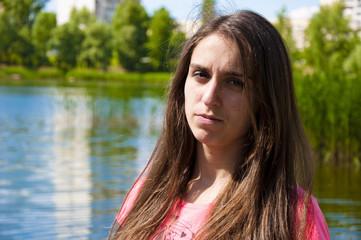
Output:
[52, 89, 92, 239]
[314, 165, 361, 239]
[0, 86, 58, 239]
[0, 83, 360, 239]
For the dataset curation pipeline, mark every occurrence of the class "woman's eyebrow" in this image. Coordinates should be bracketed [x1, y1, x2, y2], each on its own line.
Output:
[225, 71, 244, 78]
[189, 64, 208, 72]
[190, 64, 244, 78]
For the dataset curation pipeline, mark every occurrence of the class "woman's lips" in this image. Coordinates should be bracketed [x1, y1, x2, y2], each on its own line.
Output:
[195, 114, 222, 124]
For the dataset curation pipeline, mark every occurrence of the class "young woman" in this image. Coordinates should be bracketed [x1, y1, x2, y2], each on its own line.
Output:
[108, 10, 330, 240]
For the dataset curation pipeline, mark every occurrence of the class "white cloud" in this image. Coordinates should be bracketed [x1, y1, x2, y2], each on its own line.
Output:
[289, 6, 319, 20]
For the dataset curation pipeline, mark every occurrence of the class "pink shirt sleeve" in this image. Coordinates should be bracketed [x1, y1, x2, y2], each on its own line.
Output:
[116, 179, 144, 224]
[307, 196, 331, 239]
[296, 186, 331, 240]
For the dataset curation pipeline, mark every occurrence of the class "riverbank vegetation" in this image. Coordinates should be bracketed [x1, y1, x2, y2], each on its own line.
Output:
[295, 72, 361, 166]
[0, 0, 360, 165]
[0, 66, 171, 85]
[275, 2, 361, 165]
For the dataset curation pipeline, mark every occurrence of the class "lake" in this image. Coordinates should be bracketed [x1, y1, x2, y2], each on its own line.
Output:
[0, 83, 360, 239]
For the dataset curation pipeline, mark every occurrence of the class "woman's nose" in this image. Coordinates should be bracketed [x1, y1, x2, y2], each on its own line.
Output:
[201, 78, 221, 107]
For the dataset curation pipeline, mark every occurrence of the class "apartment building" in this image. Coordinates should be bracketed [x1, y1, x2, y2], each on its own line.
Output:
[95, 0, 123, 24]
[344, 0, 361, 30]
[57, 0, 123, 25]
[289, 0, 361, 49]
[321, 0, 361, 30]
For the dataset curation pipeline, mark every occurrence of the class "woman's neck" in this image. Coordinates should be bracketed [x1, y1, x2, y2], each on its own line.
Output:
[184, 142, 243, 204]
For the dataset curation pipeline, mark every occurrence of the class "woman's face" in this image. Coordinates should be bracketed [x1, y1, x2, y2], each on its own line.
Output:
[184, 33, 252, 148]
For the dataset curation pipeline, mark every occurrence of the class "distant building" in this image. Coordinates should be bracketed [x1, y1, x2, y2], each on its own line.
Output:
[344, 0, 361, 30]
[56, 0, 123, 25]
[95, 0, 123, 24]
[177, 20, 202, 39]
[284, 7, 319, 49]
[321, 0, 361, 30]
[288, 0, 361, 50]
[290, 18, 310, 49]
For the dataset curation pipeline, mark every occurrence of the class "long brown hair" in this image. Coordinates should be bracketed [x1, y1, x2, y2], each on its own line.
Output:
[109, 10, 314, 239]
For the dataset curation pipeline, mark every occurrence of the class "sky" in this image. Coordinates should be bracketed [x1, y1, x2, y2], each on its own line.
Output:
[44, 0, 321, 22]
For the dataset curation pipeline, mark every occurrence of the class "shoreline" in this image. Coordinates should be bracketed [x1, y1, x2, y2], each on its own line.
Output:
[0, 66, 172, 85]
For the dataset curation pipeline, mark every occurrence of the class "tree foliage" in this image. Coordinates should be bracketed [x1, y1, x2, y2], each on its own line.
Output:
[202, 0, 216, 23]
[147, 7, 176, 71]
[0, 0, 48, 67]
[274, 8, 299, 61]
[304, 2, 359, 73]
[111, 0, 149, 71]
[343, 43, 361, 75]
[52, 7, 96, 71]
[52, 23, 83, 71]
[0, 12, 18, 63]
[77, 22, 112, 70]
[0, 0, 47, 29]
[12, 25, 40, 67]
[0, 14, 38, 67]
[68, 6, 96, 28]
[167, 31, 186, 71]
[51, 7, 113, 71]
[32, 12, 57, 65]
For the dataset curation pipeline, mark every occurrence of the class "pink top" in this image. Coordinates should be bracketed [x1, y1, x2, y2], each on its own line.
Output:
[295, 185, 330, 239]
[116, 180, 330, 240]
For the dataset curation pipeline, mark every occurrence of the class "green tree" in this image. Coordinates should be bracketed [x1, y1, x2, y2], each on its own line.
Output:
[0, 0, 47, 29]
[32, 12, 57, 65]
[13, 25, 40, 67]
[166, 30, 187, 71]
[68, 6, 96, 28]
[343, 43, 361, 75]
[202, 0, 216, 23]
[111, 0, 149, 71]
[0, 0, 48, 67]
[77, 22, 112, 70]
[274, 8, 299, 62]
[0, 12, 17, 63]
[0, 11, 39, 67]
[147, 7, 176, 71]
[52, 23, 83, 71]
[304, 2, 358, 73]
[51, 7, 95, 71]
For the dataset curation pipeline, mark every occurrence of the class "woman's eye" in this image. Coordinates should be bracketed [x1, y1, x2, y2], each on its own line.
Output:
[227, 79, 245, 88]
[193, 71, 210, 79]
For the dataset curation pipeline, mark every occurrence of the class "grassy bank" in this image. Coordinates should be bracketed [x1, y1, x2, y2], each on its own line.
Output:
[0, 66, 64, 80]
[0, 66, 172, 84]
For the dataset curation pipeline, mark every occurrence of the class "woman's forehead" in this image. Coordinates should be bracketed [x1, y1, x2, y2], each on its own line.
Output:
[190, 33, 243, 73]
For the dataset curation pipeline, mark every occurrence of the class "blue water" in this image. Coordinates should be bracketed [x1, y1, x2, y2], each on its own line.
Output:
[0, 85, 163, 239]
[0, 84, 360, 239]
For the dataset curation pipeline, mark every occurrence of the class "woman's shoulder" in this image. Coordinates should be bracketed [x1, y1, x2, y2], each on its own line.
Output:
[295, 185, 331, 240]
